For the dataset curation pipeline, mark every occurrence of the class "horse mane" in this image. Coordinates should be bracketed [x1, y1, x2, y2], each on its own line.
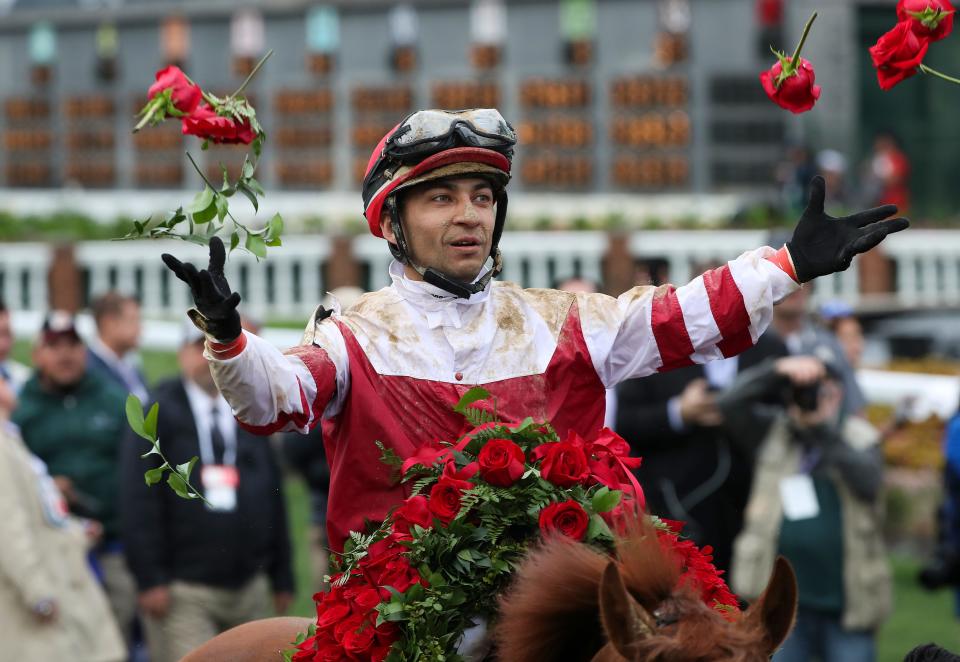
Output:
[495, 519, 768, 662]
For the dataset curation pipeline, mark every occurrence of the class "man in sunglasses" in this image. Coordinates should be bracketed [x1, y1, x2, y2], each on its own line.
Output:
[161, 108, 908, 554]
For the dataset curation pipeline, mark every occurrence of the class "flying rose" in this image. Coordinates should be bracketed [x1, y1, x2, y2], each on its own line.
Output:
[759, 12, 822, 114]
[760, 57, 821, 114]
[147, 65, 203, 114]
[477, 438, 526, 487]
[181, 104, 256, 145]
[538, 500, 590, 541]
[870, 21, 931, 90]
[897, 0, 955, 41]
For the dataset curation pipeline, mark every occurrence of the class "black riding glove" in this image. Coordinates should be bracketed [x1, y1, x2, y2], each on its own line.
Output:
[161, 236, 242, 343]
[786, 176, 910, 283]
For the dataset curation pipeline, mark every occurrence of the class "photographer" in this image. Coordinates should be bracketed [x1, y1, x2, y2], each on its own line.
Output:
[918, 396, 960, 597]
[721, 355, 891, 662]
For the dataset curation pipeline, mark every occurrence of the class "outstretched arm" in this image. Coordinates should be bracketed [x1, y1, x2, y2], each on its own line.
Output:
[162, 237, 347, 434]
[582, 176, 908, 387]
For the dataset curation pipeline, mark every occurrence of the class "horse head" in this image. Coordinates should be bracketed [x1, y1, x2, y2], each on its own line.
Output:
[595, 555, 797, 662]
[496, 522, 797, 662]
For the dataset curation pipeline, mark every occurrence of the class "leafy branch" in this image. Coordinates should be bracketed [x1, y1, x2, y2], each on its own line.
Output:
[125, 394, 211, 506]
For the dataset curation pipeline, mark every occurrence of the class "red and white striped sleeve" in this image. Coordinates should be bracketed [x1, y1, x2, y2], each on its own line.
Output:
[580, 246, 800, 387]
[204, 320, 350, 435]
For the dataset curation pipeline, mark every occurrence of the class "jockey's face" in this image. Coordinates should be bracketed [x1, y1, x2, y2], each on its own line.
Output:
[382, 176, 496, 283]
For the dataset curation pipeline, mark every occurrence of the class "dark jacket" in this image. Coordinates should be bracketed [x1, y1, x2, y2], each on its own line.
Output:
[13, 370, 128, 541]
[614, 331, 788, 573]
[120, 377, 294, 594]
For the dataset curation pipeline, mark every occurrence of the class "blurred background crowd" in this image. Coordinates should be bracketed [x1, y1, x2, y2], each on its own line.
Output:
[2, 0, 960, 661]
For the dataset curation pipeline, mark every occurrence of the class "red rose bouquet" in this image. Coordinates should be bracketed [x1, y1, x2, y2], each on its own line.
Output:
[287, 389, 739, 662]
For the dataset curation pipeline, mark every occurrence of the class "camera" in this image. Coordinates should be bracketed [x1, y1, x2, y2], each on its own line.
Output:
[919, 550, 960, 590]
[786, 380, 821, 412]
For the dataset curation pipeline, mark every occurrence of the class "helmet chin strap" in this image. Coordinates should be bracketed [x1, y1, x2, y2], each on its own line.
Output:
[385, 196, 506, 299]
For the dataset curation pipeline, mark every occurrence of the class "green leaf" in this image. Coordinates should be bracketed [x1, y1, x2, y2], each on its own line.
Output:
[144, 463, 169, 486]
[215, 196, 230, 223]
[125, 394, 152, 441]
[591, 487, 622, 514]
[265, 213, 284, 246]
[176, 456, 199, 482]
[192, 199, 217, 223]
[186, 185, 215, 214]
[143, 403, 159, 440]
[237, 182, 258, 212]
[242, 158, 255, 180]
[454, 387, 491, 414]
[245, 232, 267, 259]
[229, 230, 240, 253]
[246, 177, 265, 197]
[167, 471, 198, 499]
[586, 513, 614, 542]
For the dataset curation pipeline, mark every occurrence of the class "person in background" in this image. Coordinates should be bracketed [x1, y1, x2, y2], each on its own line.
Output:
[819, 300, 864, 370]
[11, 311, 137, 649]
[87, 292, 148, 402]
[770, 286, 866, 417]
[776, 143, 817, 218]
[0, 300, 30, 407]
[918, 390, 960, 614]
[725, 356, 890, 662]
[121, 323, 294, 662]
[863, 130, 911, 213]
[816, 149, 851, 211]
[0, 377, 125, 661]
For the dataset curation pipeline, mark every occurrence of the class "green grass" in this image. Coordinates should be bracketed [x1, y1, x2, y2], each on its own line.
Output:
[879, 555, 959, 661]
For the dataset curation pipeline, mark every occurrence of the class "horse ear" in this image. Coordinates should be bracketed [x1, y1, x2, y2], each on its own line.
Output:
[743, 555, 798, 655]
[599, 561, 653, 659]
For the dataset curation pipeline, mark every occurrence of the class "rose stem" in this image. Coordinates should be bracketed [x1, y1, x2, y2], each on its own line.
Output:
[229, 49, 274, 100]
[919, 62, 960, 85]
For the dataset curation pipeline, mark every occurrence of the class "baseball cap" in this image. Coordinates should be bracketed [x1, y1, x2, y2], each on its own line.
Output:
[41, 311, 81, 344]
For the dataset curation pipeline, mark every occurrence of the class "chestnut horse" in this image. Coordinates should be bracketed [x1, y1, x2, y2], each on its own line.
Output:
[495, 522, 797, 662]
[182, 524, 797, 661]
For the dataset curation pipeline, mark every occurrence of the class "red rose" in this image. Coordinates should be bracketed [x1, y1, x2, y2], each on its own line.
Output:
[898, 0, 955, 41]
[428, 475, 473, 523]
[392, 495, 433, 535]
[538, 500, 590, 541]
[477, 438, 526, 487]
[759, 57, 821, 114]
[533, 440, 589, 487]
[147, 65, 202, 114]
[870, 21, 931, 90]
[376, 556, 426, 596]
[342, 618, 376, 656]
[181, 104, 256, 144]
[401, 443, 454, 476]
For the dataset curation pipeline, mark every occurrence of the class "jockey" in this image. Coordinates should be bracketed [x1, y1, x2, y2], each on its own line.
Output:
[161, 108, 908, 552]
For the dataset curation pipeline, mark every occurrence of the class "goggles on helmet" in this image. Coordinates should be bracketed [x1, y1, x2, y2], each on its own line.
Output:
[383, 108, 517, 163]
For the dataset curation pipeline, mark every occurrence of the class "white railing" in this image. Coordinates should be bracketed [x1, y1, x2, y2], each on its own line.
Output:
[0, 230, 950, 321]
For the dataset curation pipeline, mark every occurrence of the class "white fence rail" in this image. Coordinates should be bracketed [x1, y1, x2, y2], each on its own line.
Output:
[0, 231, 951, 320]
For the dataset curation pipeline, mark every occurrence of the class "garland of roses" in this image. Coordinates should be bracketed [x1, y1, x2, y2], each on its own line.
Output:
[286, 389, 739, 662]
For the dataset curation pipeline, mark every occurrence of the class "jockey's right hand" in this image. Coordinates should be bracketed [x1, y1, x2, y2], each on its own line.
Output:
[161, 236, 242, 343]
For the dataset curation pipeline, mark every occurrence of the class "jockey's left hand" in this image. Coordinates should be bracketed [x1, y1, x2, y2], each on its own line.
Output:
[786, 176, 909, 283]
